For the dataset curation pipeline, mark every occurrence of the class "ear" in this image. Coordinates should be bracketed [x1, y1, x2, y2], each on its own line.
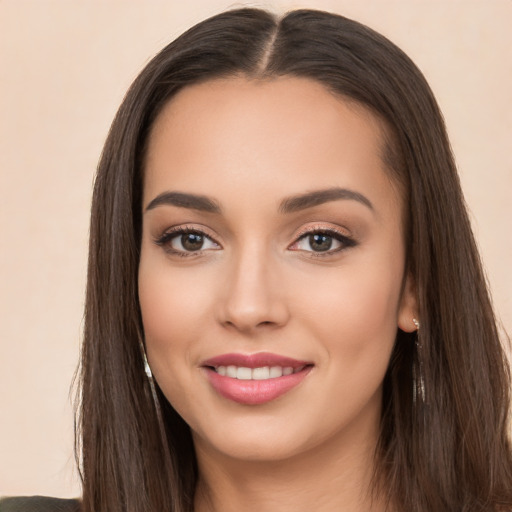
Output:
[397, 273, 419, 333]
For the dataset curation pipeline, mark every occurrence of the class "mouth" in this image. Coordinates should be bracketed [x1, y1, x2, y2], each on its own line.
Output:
[210, 364, 307, 380]
[201, 352, 314, 405]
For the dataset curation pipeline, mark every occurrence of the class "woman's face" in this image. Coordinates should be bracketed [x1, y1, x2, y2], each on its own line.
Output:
[139, 76, 417, 463]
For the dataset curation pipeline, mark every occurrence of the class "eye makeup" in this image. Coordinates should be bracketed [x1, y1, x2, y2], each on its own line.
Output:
[153, 224, 220, 258]
[289, 225, 357, 258]
[153, 223, 358, 259]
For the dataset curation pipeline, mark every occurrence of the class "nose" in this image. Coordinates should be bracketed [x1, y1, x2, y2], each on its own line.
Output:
[216, 245, 290, 334]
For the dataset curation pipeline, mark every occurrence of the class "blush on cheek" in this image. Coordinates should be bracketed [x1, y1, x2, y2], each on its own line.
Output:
[301, 274, 401, 378]
[310, 276, 400, 329]
[139, 271, 191, 333]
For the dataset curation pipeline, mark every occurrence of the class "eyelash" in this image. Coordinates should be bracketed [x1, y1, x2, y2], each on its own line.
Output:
[154, 225, 357, 258]
[154, 225, 217, 258]
[291, 226, 357, 257]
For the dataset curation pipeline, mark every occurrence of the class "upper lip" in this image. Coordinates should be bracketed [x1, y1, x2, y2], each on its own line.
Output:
[202, 352, 312, 369]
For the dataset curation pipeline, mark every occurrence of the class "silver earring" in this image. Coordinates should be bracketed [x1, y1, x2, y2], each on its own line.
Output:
[142, 346, 153, 379]
[138, 340, 160, 406]
[139, 339, 172, 455]
[412, 318, 426, 404]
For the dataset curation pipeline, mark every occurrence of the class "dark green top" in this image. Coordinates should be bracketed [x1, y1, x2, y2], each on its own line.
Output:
[0, 497, 80, 512]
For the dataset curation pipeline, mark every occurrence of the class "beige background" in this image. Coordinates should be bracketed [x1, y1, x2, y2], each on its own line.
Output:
[1, 0, 511, 499]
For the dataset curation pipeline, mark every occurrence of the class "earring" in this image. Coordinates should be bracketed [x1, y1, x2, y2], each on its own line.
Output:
[412, 318, 426, 404]
[138, 340, 160, 405]
[138, 339, 172, 457]
[142, 347, 153, 379]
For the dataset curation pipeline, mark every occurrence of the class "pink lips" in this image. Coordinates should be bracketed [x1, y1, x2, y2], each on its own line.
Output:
[201, 352, 313, 405]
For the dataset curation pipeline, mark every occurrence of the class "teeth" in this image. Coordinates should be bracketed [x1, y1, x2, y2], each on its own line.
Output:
[236, 367, 252, 380]
[226, 365, 237, 378]
[214, 365, 305, 380]
[269, 366, 282, 378]
[252, 367, 270, 380]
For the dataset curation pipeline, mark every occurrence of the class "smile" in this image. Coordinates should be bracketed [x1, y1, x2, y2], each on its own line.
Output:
[201, 353, 313, 405]
[214, 365, 305, 380]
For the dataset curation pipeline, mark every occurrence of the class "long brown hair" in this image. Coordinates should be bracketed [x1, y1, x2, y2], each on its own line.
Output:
[77, 8, 512, 512]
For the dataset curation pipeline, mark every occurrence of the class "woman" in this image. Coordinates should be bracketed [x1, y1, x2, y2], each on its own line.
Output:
[3, 7, 511, 512]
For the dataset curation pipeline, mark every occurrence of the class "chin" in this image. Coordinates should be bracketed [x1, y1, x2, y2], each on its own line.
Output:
[193, 428, 310, 463]
[189, 407, 355, 466]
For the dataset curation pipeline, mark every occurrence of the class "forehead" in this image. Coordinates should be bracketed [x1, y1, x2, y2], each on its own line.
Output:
[147, 75, 388, 161]
[143, 76, 400, 215]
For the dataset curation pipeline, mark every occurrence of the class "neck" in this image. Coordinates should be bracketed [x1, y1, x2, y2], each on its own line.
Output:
[193, 416, 388, 512]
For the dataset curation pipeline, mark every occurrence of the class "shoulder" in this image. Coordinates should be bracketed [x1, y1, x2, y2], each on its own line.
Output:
[0, 496, 81, 512]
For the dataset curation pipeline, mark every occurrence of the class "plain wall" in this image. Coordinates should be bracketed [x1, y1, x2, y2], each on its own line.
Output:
[1, 0, 511, 498]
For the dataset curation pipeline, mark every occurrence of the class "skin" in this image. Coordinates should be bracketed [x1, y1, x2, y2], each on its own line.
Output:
[138, 76, 417, 512]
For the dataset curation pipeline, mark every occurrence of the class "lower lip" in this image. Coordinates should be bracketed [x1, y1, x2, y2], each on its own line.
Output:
[204, 366, 312, 405]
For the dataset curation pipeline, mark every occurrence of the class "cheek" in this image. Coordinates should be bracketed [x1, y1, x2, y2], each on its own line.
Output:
[292, 248, 404, 398]
[302, 259, 403, 418]
[297, 257, 403, 341]
[139, 275, 205, 337]
[138, 256, 215, 380]
[139, 245, 217, 329]
[138, 265, 209, 423]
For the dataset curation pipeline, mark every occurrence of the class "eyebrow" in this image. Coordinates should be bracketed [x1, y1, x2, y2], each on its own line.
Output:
[145, 187, 373, 215]
[145, 191, 221, 213]
[278, 187, 374, 214]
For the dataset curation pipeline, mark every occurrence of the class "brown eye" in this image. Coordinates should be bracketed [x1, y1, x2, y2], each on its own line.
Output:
[181, 233, 205, 251]
[155, 228, 220, 256]
[290, 228, 356, 255]
[308, 233, 333, 252]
